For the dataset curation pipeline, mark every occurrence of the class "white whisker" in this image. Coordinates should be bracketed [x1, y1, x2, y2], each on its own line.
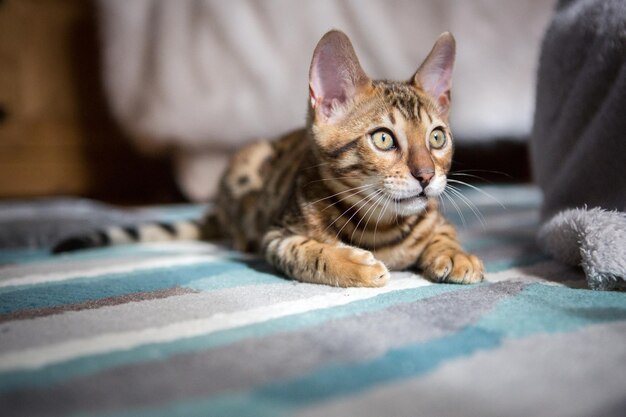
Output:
[303, 176, 369, 187]
[333, 190, 384, 241]
[394, 199, 399, 226]
[303, 183, 373, 210]
[358, 192, 388, 247]
[438, 193, 447, 213]
[446, 179, 506, 208]
[350, 190, 386, 244]
[453, 169, 512, 179]
[320, 185, 378, 214]
[373, 195, 393, 250]
[442, 189, 466, 229]
[449, 172, 491, 183]
[446, 184, 486, 228]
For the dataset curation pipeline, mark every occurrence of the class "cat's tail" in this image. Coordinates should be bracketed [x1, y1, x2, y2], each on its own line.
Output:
[51, 213, 222, 254]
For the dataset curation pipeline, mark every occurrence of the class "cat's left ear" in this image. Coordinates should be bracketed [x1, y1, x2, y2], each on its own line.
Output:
[309, 30, 371, 122]
[413, 32, 456, 117]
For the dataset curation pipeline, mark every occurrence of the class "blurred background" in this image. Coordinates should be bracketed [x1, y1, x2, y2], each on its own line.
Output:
[0, 0, 556, 205]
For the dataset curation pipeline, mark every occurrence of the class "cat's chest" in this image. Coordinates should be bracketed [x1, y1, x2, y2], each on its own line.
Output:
[369, 212, 440, 269]
[307, 201, 441, 270]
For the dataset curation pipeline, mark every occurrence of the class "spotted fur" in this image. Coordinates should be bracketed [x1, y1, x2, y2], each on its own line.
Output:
[211, 30, 484, 287]
[53, 30, 483, 288]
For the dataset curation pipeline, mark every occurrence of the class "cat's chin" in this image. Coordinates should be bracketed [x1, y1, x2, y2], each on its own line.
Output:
[392, 195, 429, 216]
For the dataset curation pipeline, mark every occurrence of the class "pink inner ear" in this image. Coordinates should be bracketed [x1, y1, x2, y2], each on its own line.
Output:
[419, 55, 454, 97]
[421, 62, 452, 99]
[310, 46, 350, 115]
[437, 93, 450, 111]
[309, 84, 321, 110]
[415, 33, 455, 112]
[308, 30, 369, 119]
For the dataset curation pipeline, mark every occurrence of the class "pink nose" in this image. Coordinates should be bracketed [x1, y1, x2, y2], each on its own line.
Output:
[412, 169, 434, 187]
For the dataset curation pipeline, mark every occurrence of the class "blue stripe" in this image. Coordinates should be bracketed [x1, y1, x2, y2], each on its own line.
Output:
[92, 327, 500, 417]
[136, 204, 206, 222]
[484, 253, 550, 273]
[480, 282, 626, 337]
[1, 243, 238, 266]
[0, 238, 544, 315]
[92, 283, 626, 417]
[186, 268, 286, 290]
[0, 259, 282, 314]
[0, 284, 466, 392]
[0, 249, 51, 264]
[50, 240, 236, 263]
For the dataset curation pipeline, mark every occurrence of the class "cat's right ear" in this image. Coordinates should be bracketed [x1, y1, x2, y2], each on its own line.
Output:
[309, 30, 370, 122]
[413, 32, 456, 117]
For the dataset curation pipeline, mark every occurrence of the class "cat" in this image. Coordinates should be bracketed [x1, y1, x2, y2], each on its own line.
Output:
[54, 30, 484, 287]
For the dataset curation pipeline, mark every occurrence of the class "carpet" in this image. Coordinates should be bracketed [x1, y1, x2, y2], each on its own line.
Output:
[1, 185, 625, 417]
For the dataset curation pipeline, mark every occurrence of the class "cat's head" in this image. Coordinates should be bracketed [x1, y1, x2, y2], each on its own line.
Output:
[308, 30, 455, 217]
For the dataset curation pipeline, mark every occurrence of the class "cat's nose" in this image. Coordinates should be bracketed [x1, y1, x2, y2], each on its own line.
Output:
[412, 169, 434, 188]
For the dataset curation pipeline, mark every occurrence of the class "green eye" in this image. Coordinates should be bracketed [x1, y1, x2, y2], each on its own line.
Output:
[429, 128, 447, 149]
[371, 129, 396, 151]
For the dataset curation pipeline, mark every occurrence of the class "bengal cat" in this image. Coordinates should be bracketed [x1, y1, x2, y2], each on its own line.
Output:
[54, 30, 484, 288]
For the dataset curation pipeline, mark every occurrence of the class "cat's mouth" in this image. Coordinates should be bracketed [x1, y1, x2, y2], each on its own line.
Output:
[391, 192, 427, 204]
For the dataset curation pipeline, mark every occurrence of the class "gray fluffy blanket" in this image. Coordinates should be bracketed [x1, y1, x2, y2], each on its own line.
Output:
[531, 0, 626, 290]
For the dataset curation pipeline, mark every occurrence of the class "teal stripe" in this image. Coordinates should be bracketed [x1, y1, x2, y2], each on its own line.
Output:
[89, 283, 626, 417]
[137, 204, 206, 222]
[0, 249, 51, 264]
[3, 243, 543, 315]
[2, 243, 236, 266]
[47, 234, 228, 265]
[186, 268, 285, 290]
[484, 253, 550, 273]
[0, 284, 466, 392]
[89, 327, 500, 417]
[480, 282, 626, 337]
[0, 259, 281, 314]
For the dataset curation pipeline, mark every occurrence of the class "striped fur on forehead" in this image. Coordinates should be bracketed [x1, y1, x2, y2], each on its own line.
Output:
[311, 80, 441, 158]
[374, 80, 440, 122]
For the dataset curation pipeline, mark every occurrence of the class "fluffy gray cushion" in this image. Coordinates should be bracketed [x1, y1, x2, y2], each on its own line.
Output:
[539, 208, 626, 291]
[531, 0, 626, 290]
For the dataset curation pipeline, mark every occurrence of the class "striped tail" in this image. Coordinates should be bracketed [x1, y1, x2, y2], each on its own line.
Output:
[52, 214, 220, 254]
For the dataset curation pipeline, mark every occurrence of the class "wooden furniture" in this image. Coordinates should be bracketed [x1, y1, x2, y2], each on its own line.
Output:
[0, 0, 180, 203]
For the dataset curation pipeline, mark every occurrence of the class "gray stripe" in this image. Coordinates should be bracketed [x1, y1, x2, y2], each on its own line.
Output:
[0, 282, 343, 354]
[296, 320, 626, 417]
[0, 287, 196, 323]
[1, 283, 525, 417]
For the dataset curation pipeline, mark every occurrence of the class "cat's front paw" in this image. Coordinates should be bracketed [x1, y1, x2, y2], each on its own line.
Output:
[330, 247, 390, 287]
[423, 252, 484, 284]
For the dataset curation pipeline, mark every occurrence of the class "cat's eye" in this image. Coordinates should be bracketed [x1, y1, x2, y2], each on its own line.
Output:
[371, 129, 396, 151]
[429, 128, 447, 149]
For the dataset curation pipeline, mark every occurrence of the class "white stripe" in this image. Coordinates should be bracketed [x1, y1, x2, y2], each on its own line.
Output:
[106, 227, 135, 245]
[174, 221, 202, 240]
[0, 241, 231, 280]
[0, 273, 432, 371]
[138, 224, 174, 242]
[0, 253, 223, 289]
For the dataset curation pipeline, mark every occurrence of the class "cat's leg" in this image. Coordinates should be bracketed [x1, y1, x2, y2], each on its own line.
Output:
[417, 222, 484, 284]
[262, 228, 389, 287]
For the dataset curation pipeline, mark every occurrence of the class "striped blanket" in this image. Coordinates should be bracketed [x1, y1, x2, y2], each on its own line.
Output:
[1, 186, 625, 417]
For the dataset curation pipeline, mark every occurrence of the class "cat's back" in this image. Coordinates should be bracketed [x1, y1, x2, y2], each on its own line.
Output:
[215, 128, 309, 251]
